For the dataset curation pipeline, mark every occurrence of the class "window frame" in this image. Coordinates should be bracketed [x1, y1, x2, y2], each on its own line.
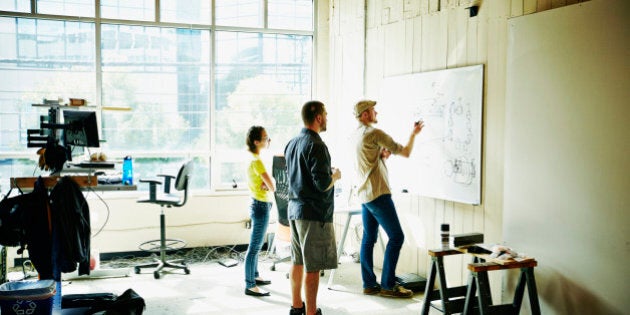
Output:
[0, 0, 316, 192]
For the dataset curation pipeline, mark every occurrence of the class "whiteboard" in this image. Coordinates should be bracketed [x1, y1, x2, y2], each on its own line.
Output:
[378, 64, 483, 205]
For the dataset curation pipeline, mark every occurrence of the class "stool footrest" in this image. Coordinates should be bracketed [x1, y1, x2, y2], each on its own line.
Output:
[138, 238, 187, 253]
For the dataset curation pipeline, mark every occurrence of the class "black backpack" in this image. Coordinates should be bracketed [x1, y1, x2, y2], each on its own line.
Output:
[0, 190, 30, 247]
[0, 178, 50, 253]
[63, 289, 146, 315]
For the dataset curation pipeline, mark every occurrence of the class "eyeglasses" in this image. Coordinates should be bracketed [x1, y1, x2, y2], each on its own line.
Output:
[261, 137, 271, 143]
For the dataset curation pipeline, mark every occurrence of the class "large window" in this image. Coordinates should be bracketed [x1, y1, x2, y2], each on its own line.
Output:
[0, 1, 313, 192]
[214, 31, 311, 185]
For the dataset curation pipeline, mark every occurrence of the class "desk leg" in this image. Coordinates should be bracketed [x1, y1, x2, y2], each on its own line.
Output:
[327, 212, 353, 288]
[421, 258, 438, 315]
[336, 213, 353, 263]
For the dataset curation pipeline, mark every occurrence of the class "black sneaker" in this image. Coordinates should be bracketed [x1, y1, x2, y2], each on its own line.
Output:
[289, 302, 305, 315]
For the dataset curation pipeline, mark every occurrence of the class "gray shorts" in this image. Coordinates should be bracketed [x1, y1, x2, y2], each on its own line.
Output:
[290, 220, 338, 273]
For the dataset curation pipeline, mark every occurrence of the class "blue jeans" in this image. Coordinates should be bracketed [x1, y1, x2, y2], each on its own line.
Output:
[360, 194, 405, 290]
[244, 198, 271, 289]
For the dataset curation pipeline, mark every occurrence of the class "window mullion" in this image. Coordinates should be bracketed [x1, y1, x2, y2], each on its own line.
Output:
[263, 0, 268, 28]
[95, 0, 102, 113]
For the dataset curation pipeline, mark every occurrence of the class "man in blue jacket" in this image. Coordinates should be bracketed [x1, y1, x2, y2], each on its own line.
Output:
[285, 100, 341, 315]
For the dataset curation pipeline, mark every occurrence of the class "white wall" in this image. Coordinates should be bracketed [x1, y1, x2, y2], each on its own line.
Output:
[326, 0, 626, 312]
[86, 192, 253, 253]
[6, 191, 255, 266]
[504, 1, 629, 314]
[327, 0, 511, 296]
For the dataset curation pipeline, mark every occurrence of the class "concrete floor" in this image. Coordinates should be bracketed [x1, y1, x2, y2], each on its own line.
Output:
[57, 253, 429, 315]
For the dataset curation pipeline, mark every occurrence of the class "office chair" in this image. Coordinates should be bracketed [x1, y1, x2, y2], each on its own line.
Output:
[134, 160, 193, 279]
[269, 155, 292, 274]
[268, 156, 323, 277]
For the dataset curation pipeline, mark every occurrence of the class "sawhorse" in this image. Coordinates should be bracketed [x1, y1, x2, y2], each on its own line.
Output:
[463, 260, 541, 315]
[421, 248, 481, 315]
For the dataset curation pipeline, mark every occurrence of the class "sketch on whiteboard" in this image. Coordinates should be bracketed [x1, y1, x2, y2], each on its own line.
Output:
[378, 65, 483, 205]
[444, 157, 476, 185]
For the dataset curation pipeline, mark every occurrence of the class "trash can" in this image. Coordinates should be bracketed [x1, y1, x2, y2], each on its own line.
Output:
[0, 279, 56, 315]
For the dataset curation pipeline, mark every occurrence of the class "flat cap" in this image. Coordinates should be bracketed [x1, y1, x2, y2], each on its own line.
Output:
[354, 100, 377, 117]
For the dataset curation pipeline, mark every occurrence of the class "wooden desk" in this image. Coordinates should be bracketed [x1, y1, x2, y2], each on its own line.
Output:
[9, 176, 136, 191]
[10, 175, 97, 189]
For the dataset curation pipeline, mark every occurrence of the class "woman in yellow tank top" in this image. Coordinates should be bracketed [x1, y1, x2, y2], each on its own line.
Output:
[244, 126, 276, 297]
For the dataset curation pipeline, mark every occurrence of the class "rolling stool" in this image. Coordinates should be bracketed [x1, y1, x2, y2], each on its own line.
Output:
[134, 160, 193, 279]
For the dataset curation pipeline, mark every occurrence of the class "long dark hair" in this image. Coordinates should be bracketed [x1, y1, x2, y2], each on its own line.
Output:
[246, 126, 265, 153]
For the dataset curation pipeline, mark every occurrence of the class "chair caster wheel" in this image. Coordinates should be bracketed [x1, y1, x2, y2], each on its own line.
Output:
[270, 265, 276, 271]
[185, 268, 190, 275]
[154, 271, 161, 279]
[134, 267, 141, 274]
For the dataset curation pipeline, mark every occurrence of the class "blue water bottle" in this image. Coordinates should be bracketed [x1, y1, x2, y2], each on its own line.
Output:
[122, 156, 133, 185]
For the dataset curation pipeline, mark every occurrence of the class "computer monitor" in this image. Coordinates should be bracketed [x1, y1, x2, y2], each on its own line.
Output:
[63, 110, 100, 148]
